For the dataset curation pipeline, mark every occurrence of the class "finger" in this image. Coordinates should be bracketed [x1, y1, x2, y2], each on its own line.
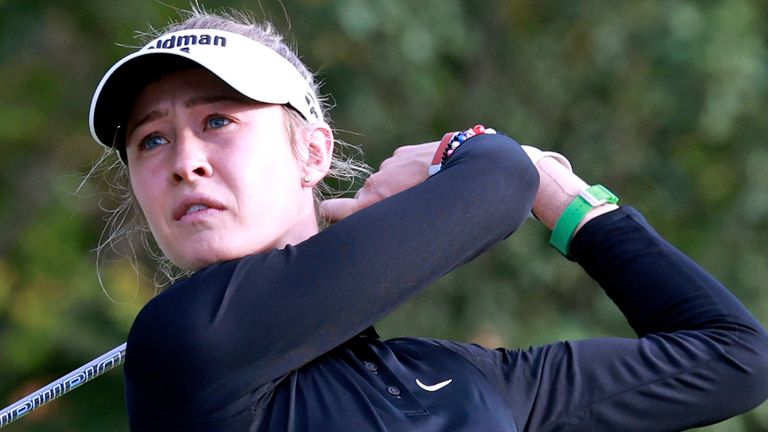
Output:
[319, 198, 361, 223]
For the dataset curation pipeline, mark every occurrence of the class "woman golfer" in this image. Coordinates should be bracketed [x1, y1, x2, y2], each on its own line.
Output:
[87, 10, 768, 431]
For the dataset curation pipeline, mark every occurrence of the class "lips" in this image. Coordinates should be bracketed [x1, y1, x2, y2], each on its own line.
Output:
[173, 195, 226, 221]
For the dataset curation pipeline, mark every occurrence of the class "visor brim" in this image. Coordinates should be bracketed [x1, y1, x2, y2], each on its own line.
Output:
[88, 29, 321, 156]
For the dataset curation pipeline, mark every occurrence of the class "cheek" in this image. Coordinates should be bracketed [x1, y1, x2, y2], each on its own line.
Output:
[237, 134, 303, 187]
[129, 170, 162, 226]
[234, 154, 306, 222]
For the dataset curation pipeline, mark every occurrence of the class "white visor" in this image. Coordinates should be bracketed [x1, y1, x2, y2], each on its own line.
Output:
[89, 29, 321, 154]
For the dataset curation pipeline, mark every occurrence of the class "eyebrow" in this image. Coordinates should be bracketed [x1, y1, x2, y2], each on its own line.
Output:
[184, 94, 249, 109]
[126, 94, 250, 143]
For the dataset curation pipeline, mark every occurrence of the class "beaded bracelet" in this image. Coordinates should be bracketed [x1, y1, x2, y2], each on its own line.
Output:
[428, 124, 497, 176]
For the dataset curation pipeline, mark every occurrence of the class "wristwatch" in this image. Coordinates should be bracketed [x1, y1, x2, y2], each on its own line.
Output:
[550, 184, 619, 257]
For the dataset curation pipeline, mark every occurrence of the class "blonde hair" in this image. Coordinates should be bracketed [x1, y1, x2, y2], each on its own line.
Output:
[86, 6, 370, 288]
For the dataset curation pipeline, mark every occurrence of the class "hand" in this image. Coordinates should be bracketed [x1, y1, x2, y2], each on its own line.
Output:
[320, 141, 440, 222]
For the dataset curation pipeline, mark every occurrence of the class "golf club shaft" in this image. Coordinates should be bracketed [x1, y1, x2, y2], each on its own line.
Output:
[0, 343, 126, 428]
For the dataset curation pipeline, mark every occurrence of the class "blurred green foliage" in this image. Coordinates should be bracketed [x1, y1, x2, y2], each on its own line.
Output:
[0, 0, 766, 430]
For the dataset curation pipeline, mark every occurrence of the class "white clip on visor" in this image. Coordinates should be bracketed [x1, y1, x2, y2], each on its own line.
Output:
[89, 29, 321, 152]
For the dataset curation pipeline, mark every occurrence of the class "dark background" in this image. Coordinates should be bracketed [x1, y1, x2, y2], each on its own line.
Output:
[1, 0, 766, 430]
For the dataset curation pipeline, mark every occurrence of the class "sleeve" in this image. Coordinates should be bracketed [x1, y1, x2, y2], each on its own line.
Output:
[445, 207, 768, 432]
[124, 133, 540, 417]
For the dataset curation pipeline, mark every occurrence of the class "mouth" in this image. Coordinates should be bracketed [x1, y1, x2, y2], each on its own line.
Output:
[173, 197, 226, 221]
[186, 204, 210, 215]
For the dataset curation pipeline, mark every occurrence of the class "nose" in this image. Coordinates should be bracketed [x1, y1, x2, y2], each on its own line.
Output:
[171, 131, 213, 183]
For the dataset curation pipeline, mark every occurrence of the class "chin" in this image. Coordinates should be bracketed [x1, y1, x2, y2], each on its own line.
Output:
[164, 235, 278, 271]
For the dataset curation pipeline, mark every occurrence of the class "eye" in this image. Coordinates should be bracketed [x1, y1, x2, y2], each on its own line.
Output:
[140, 134, 169, 151]
[206, 115, 232, 130]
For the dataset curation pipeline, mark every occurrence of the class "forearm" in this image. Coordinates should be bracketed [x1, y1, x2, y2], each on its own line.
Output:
[572, 207, 767, 336]
[523, 152, 768, 427]
[531, 150, 764, 334]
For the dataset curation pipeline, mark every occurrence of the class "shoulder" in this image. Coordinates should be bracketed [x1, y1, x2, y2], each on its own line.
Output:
[132, 259, 238, 329]
[132, 248, 293, 333]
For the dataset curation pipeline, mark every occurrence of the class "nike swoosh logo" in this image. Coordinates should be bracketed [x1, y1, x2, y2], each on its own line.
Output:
[416, 378, 453, 392]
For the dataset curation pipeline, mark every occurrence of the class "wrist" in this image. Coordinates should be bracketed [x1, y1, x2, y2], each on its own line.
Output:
[550, 184, 620, 257]
[428, 125, 497, 176]
[532, 156, 589, 229]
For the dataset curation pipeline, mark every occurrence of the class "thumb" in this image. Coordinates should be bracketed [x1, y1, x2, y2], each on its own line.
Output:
[319, 198, 362, 223]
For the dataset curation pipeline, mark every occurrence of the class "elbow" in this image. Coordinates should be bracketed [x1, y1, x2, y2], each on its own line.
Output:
[520, 150, 541, 201]
[503, 140, 540, 191]
[445, 133, 540, 227]
[716, 327, 768, 415]
[738, 328, 768, 407]
[447, 133, 540, 199]
[498, 140, 540, 219]
[682, 327, 768, 425]
[477, 134, 539, 205]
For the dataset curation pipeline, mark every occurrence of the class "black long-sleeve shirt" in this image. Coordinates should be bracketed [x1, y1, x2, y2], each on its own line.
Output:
[124, 134, 768, 431]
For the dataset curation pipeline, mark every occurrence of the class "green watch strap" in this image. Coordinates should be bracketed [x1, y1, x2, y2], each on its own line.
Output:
[550, 184, 619, 257]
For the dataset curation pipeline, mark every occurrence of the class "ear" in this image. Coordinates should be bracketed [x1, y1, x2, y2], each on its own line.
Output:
[301, 121, 334, 186]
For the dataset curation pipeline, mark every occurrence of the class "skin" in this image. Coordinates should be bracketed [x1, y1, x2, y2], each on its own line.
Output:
[124, 68, 611, 272]
[320, 143, 438, 219]
[125, 68, 333, 271]
[321, 142, 617, 232]
[531, 157, 618, 231]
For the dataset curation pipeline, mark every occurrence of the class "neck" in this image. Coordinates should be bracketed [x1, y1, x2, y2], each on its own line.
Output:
[273, 205, 320, 249]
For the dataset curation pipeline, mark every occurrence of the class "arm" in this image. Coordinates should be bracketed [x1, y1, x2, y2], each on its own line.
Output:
[546, 207, 768, 430]
[453, 155, 768, 431]
[125, 134, 540, 418]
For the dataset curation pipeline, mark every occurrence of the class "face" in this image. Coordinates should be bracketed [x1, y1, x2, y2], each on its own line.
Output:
[125, 68, 324, 271]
